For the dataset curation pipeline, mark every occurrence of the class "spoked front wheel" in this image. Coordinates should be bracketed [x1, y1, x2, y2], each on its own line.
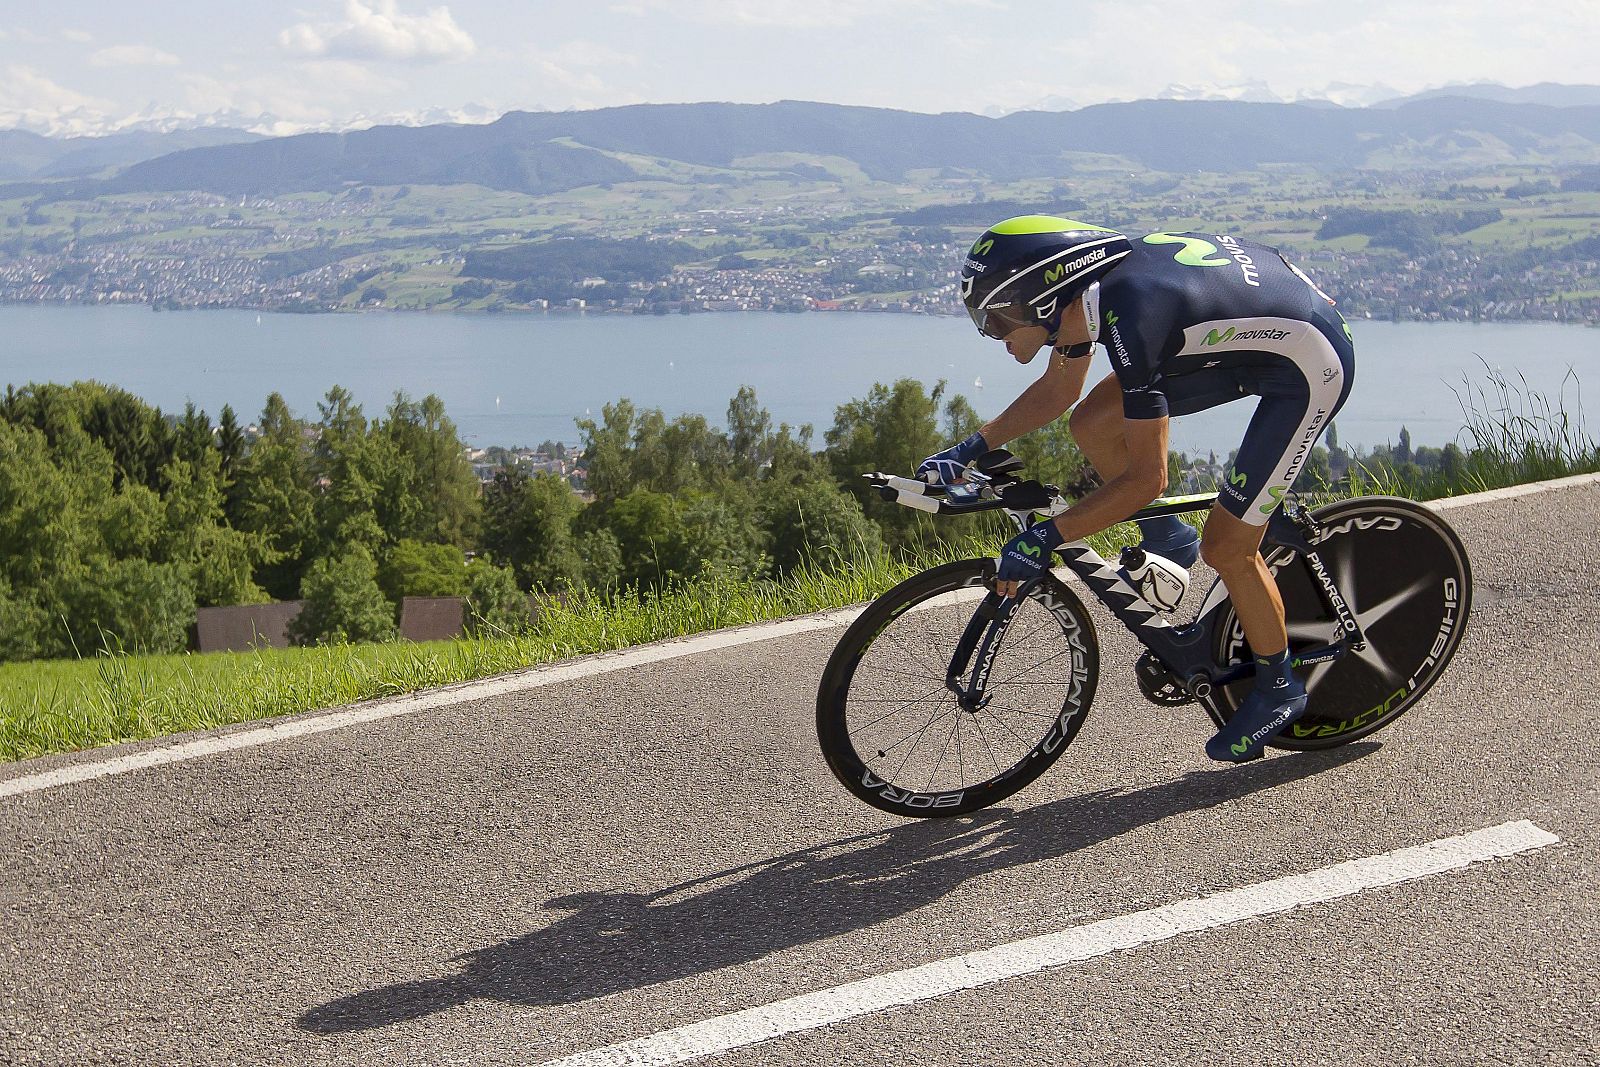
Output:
[816, 559, 1100, 818]
[1211, 496, 1473, 749]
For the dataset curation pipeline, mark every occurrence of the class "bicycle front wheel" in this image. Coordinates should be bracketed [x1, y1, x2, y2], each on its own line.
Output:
[816, 559, 1100, 818]
[1210, 496, 1473, 749]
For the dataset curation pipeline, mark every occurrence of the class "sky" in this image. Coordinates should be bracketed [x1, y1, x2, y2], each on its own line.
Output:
[3, 0, 1599, 136]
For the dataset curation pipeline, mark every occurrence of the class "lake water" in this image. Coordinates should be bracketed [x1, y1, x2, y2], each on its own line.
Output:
[2, 305, 1595, 456]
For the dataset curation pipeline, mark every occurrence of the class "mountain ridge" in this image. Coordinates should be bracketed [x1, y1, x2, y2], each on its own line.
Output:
[9, 96, 1600, 198]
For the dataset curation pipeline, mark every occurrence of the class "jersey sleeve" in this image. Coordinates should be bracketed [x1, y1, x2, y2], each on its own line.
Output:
[1098, 290, 1173, 420]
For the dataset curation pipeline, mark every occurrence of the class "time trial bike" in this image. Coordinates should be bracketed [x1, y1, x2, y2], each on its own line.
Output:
[815, 449, 1472, 818]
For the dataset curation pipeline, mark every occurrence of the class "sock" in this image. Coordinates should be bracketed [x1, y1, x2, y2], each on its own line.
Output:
[1255, 648, 1297, 693]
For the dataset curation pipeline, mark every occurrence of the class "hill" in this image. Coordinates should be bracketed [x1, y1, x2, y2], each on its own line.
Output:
[13, 97, 1600, 200]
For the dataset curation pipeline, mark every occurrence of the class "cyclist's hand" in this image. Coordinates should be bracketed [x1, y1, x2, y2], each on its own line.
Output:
[995, 519, 1066, 598]
[916, 430, 987, 485]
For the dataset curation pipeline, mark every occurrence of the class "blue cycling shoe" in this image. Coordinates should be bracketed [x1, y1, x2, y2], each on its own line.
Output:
[1206, 671, 1308, 762]
[1138, 519, 1200, 570]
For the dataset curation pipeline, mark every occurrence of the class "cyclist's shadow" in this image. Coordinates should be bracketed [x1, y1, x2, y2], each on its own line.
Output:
[300, 744, 1376, 1035]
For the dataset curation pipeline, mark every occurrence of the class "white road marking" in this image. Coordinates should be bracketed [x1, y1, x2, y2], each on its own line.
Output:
[3, 470, 1594, 800]
[534, 820, 1558, 1067]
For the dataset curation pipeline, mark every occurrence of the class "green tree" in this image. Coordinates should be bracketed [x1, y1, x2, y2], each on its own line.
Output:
[290, 545, 397, 646]
[825, 378, 948, 549]
[758, 474, 883, 574]
[480, 467, 586, 590]
[231, 393, 316, 599]
[379, 392, 480, 546]
[462, 559, 531, 636]
[377, 539, 467, 607]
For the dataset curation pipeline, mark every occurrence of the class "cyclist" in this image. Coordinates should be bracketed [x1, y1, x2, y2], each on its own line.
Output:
[919, 215, 1354, 762]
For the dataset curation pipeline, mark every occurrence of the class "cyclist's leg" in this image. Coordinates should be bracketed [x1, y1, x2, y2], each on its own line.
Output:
[1200, 315, 1354, 760]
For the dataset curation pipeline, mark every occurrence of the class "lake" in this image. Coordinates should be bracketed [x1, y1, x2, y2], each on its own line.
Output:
[1, 305, 1595, 456]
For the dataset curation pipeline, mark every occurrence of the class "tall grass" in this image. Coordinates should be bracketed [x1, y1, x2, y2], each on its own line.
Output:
[1349, 362, 1598, 498]
[4, 366, 1595, 764]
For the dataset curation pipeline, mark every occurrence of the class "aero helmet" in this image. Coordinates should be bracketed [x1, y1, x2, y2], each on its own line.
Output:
[961, 216, 1132, 339]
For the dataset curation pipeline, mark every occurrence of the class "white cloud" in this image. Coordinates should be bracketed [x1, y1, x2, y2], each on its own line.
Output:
[62, 29, 94, 44]
[280, 0, 476, 63]
[90, 44, 181, 68]
[0, 65, 114, 135]
[609, 0, 971, 29]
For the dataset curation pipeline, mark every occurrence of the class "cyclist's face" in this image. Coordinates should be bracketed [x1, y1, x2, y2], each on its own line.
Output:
[1003, 324, 1051, 363]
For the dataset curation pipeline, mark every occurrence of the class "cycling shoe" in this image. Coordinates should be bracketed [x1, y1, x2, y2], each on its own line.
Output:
[1206, 679, 1308, 762]
[1138, 521, 1200, 569]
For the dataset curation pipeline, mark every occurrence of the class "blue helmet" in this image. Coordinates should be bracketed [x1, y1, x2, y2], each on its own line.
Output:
[961, 215, 1132, 338]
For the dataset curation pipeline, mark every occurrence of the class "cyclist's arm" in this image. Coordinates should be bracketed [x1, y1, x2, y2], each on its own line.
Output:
[979, 347, 1092, 447]
[1046, 413, 1169, 543]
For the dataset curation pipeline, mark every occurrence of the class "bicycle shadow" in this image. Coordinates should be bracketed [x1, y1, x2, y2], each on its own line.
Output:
[299, 743, 1377, 1035]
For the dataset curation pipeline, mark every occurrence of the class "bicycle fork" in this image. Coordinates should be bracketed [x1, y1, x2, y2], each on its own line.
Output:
[944, 587, 1027, 712]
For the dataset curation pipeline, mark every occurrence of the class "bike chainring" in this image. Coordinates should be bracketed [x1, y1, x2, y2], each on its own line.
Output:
[1135, 650, 1194, 707]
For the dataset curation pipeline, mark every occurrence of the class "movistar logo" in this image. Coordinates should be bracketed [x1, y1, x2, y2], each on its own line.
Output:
[971, 238, 994, 256]
[1229, 470, 1248, 489]
[1144, 233, 1229, 267]
[1230, 736, 1251, 756]
[1044, 264, 1065, 284]
[1105, 309, 1119, 326]
[1019, 541, 1043, 559]
[1259, 485, 1287, 515]
[1205, 327, 1235, 346]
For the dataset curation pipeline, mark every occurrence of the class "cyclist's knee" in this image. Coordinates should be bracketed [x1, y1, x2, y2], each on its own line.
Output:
[1200, 514, 1262, 575]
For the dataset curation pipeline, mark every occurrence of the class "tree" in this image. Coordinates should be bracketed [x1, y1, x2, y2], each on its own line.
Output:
[463, 559, 531, 636]
[759, 474, 883, 575]
[1397, 425, 1413, 465]
[727, 385, 773, 479]
[825, 378, 949, 549]
[379, 392, 480, 546]
[377, 539, 467, 607]
[290, 545, 397, 646]
[480, 467, 586, 591]
[231, 393, 316, 599]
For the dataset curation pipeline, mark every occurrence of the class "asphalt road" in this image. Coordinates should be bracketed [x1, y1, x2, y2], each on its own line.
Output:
[2, 483, 1597, 1066]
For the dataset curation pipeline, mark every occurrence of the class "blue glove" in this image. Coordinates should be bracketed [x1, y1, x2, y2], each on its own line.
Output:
[916, 431, 988, 485]
[997, 519, 1067, 590]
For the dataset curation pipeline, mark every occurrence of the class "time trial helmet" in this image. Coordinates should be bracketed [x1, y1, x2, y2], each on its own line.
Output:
[961, 215, 1131, 339]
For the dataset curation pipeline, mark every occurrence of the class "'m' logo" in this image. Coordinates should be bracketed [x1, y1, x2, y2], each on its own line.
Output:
[971, 238, 994, 256]
[1203, 327, 1236, 346]
[1230, 735, 1251, 756]
[1229, 470, 1248, 488]
[1105, 310, 1119, 326]
[1259, 485, 1287, 515]
[1044, 264, 1065, 284]
[1144, 232, 1229, 267]
[1019, 541, 1043, 559]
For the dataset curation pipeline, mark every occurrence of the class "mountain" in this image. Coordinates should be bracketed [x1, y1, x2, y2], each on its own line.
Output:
[16, 97, 1600, 200]
[0, 127, 262, 181]
[1377, 82, 1600, 108]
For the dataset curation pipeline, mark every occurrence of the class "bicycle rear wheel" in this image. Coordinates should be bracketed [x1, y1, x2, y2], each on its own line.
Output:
[816, 559, 1100, 818]
[1210, 496, 1472, 749]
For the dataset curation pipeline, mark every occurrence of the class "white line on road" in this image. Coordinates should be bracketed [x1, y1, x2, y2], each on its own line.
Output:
[533, 820, 1559, 1067]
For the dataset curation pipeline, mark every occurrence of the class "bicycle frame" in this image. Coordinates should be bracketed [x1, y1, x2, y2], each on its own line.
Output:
[871, 459, 1365, 717]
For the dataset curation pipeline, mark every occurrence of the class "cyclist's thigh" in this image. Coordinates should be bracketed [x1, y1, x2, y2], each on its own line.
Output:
[1162, 368, 1251, 418]
[1217, 333, 1352, 524]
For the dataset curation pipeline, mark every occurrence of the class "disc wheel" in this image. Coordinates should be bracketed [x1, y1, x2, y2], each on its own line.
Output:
[816, 559, 1099, 818]
[1210, 496, 1472, 749]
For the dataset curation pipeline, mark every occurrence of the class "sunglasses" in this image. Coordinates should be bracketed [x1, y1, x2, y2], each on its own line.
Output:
[967, 304, 1033, 340]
